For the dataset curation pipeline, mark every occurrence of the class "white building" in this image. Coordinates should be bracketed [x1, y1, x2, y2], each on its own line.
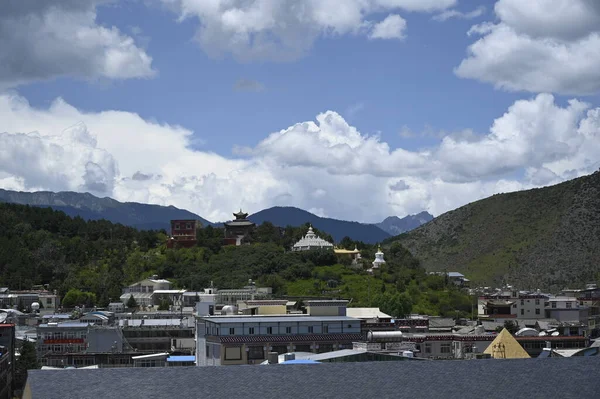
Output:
[291, 226, 334, 252]
[119, 277, 184, 308]
[372, 246, 386, 269]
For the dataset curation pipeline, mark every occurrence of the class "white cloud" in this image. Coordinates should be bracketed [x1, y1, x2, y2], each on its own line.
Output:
[433, 6, 485, 22]
[369, 14, 407, 40]
[0, 0, 155, 88]
[455, 0, 600, 95]
[160, 0, 454, 61]
[0, 91, 599, 223]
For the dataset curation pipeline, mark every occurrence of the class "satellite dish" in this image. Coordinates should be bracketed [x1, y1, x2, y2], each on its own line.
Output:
[31, 302, 40, 311]
[551, 331, 560, 336]
[0, 313, 7, 323]
[539, 331, 547, 336]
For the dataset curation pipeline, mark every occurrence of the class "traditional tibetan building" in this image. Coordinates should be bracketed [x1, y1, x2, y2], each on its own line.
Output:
[292, 226, 334, 252]
[224, 210, 256, 246]
[167, 219, 200, 248]
[334, 247, 362, 265]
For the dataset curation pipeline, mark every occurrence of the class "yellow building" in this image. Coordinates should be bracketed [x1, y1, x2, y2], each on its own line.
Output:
[334, 247, 361, 265]
[483, 328, 530, 359]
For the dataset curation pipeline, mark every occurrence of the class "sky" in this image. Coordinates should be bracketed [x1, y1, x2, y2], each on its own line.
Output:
[1, 0, 600, 223]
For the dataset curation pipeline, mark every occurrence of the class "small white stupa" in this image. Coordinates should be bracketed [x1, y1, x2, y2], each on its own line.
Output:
[372, 245, 386, 269]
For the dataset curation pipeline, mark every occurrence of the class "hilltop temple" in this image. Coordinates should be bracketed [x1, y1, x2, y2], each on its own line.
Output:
[333, 246, 362, 265]
[224, 209, 256, 246]
[292, 225, 334, 251]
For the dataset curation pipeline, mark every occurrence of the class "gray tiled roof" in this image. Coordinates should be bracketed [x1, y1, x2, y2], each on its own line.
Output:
[428, 317, 455, 328]
[26, 357, 600, 399]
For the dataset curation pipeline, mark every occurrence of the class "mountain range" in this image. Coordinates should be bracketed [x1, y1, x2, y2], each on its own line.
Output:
[0, 189, 431, 244]
[388, 171, 600, 290]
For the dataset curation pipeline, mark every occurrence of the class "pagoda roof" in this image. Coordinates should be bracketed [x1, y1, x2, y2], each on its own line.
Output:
[224, 220, 255, 227]
[233, 209, 249, 219]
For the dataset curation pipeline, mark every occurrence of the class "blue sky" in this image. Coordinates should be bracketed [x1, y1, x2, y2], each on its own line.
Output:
[1, 0, 600, 223]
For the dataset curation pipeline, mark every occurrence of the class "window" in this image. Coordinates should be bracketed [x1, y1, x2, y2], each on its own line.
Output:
[520, 299, 524, 305]
[308, 326, 314, 333]
[323, 326, 329, 334]
[286, 327, 292, 334]
[266, 327, 273, 334]
[535, 308, 540, 315]
[440, 343, 451, 354]
[552, 302, 557, 308]
[186, 223, 191, 229]
[425, 343, 432, 354]
[174, 223, 180, 230]
[224, 347, 242, 361]
[229, 328, 235, 335]
[248, 327, 255, 335]
[248, 346, 264, 360]
[521, 309, 524, 315]
[46, 298, 52, 305]
[512, 304, 517, 308]
[535, 299, 540, 305]
[566, 302, 572, 309]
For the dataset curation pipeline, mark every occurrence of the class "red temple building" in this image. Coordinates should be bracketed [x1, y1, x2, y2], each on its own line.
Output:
[167, 219, 200, 248]
[223, 210, 255, 246]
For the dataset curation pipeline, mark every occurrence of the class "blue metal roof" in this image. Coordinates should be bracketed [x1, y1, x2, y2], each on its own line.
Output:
[167, 356, 195, 362]
[280, 359, 320, 364]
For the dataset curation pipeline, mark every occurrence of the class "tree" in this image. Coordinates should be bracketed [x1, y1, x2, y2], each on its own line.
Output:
[158, 297, 172, 311]
[499, 320, 519, 334]
[62, 288, 96, 308]
[126, 294, 138, 308]
[15, 340, 40, 389]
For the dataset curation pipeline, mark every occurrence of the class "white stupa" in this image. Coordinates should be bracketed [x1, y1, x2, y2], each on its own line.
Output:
[292, 225, 334, 252]
[372, 245, 386, 269]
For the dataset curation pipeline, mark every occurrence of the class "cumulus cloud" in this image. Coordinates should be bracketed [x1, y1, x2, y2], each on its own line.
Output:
[433, 6, 485, 22]
[369, 14, 407, 40]
[0, 0, 155, 88]
[161, 0, 455, 61]
[0, 91, 599, 223]
[455, 0, 600, 95]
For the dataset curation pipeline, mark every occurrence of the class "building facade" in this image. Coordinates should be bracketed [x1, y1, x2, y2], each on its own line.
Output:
[0, 323, 15, 399]
[167, 220, 200, 248]
[196, 315, 362, 366]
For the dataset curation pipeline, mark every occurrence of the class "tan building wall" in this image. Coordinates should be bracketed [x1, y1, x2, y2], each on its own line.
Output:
[257, 305, 286, 315]
[307, 306, 339, 316]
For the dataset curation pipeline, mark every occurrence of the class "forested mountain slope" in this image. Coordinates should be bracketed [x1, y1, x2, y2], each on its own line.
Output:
[387, 172, 600, 290]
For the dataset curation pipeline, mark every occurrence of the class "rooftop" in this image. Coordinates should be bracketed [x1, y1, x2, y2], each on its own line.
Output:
[26, 357, 600, 399]
[346, 308, 391, 319]
[292, 226, 333, 250]
[202, 315, 358, 324]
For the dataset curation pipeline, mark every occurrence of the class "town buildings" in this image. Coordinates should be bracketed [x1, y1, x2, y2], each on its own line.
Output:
[0, 287, 60, 313]
[119, 277, 184, 308]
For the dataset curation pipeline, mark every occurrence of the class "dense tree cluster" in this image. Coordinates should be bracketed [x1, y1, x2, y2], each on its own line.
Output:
[0, 203, 474, 317]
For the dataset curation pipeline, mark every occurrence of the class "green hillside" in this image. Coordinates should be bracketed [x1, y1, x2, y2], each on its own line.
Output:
[0, 203, 473, 318]
[386, 171, 600, 291]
